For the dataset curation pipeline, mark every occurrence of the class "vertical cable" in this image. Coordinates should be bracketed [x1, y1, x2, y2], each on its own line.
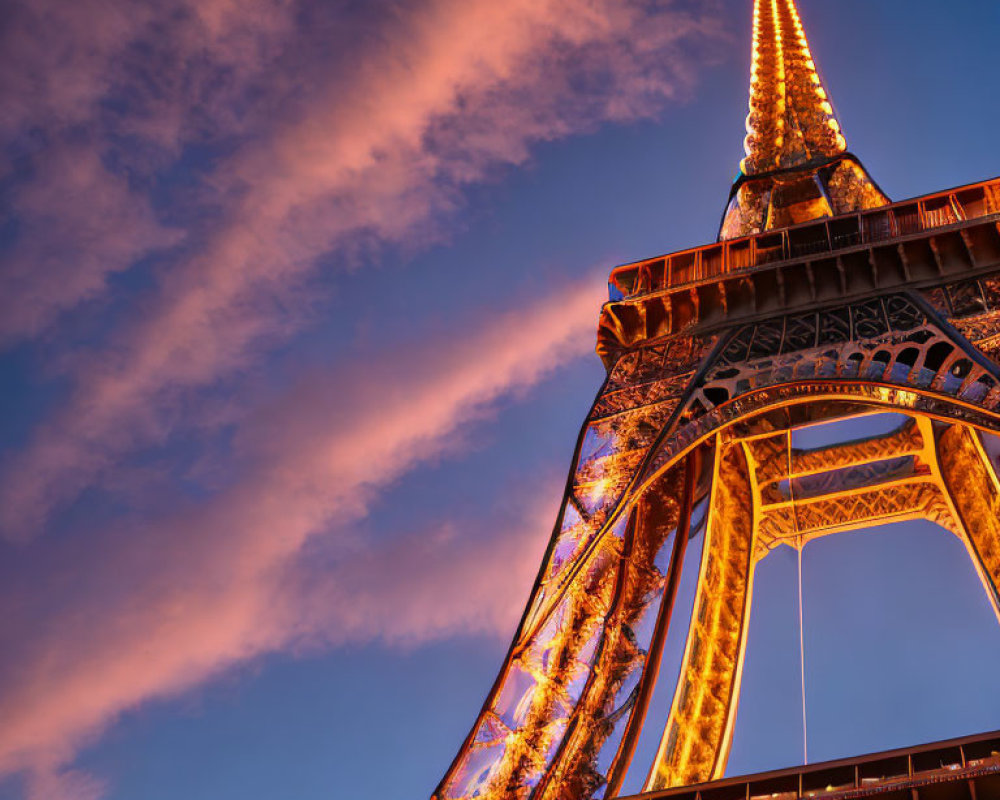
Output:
[797, 542, 808, 766]
[786, 428, 808, 766]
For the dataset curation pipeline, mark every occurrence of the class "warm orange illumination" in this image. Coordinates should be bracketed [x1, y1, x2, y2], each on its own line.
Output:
[729, 0, 888, 239]
[645, 415, 1000, 790]
[432, 2, 1000, 798]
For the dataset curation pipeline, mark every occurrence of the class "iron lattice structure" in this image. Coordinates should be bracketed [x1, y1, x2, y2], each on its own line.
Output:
[433, 2, 1000, 798]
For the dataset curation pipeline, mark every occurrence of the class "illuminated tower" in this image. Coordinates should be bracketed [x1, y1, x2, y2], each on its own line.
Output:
[433, 1, 1000, 798]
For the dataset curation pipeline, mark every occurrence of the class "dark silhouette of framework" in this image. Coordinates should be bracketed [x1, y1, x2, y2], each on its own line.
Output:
[433, 2, 1000, 798]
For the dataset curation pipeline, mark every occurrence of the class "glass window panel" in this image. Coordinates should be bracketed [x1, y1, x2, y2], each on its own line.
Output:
[473, 714, 511, 747]
[523, 598, 570, 673]
[941, 370, 964, 394]
[609, 512, 630, 541]
[564, 659, 592, 708]
[576, 624, 602, 667]
[544, 719, 570, 764]
[629, 584, 665, 652]
[446, 738, 506, 799]
[610, 661, 643, 717]
[592, 702, 634, 786]
[548, 513, 592, 581]
[575, 481, 612, 517]
[493, 663, 538, 730]
[522, 587, 549, 637]
[579, 426, 616, 468]
[653, 526, 679, 576]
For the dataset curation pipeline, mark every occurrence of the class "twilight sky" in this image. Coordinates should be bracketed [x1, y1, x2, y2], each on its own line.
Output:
[2, 2, 1000, 799]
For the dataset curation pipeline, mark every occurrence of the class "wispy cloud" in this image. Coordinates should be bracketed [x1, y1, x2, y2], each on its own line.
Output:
[0, 143, 180, 343]
[0, 0, 725, 794]
[0, 0, 720, 540]
[24, 768, 107, 800]
[0, 0, 296, 343]
[0, 273, 597, 787]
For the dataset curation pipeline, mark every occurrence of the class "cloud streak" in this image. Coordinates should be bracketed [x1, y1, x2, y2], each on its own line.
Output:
[0, 0, 724, 795]
[0, 0, 297, 344]
[0, 272, 599, 789]
[0, 0, 720, 540]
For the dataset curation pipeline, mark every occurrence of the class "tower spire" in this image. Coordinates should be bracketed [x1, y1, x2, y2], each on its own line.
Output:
[743, 0, 845, 175]
[719, 0, 889, 239]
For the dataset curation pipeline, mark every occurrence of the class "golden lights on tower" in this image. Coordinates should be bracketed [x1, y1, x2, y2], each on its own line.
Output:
[432, 2, 1000, 799]
[721, 0, 888, 241]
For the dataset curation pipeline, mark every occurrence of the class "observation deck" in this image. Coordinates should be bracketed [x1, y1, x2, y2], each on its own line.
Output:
[599, 178, 1000, 367]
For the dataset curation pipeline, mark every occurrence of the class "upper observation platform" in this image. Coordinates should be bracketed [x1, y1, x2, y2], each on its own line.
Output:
[598, 178, 1000, 367]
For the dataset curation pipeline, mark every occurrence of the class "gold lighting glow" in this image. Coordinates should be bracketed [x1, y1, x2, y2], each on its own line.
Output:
[432, 2, 1000, 798]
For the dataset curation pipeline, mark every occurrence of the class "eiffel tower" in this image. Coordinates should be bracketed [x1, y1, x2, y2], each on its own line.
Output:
[433, 2, 1000, 798]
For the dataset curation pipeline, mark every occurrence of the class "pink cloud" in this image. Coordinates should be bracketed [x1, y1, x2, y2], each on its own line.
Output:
[0, 1, 724, 792]
[288, 497, 558, 650]
[0, 144, 180, 343]
[0, 0, 299, 345]
[0, 0, 721, 540]
[0, 274, 596, 785]
[24, 768, 106, 800]
[0, 0, 148, 137]
[0, 0, 293, 141]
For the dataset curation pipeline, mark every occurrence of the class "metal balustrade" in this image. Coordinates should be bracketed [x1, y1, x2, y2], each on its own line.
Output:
[609, 177, 1000, 302]
[631, 729, 1000, 800]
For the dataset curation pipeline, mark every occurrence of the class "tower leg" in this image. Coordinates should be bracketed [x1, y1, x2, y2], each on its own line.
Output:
[645, 434, 759, 790]
[936, 424, 1000, 626]
[603, 451, 700, 798]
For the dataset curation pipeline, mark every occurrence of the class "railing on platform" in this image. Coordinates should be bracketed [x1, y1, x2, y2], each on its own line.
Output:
[632, 729, 1000, 800]
[609, 177, 1000, 302]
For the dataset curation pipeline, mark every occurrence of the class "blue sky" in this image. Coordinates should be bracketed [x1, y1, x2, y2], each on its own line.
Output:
[1, 1, 999, 799]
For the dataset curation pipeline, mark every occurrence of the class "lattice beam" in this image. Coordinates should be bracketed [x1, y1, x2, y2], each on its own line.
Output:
[641, 413, 972, 792]
[646, 436, 757, 790]
[937, 424, 1000, 624]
